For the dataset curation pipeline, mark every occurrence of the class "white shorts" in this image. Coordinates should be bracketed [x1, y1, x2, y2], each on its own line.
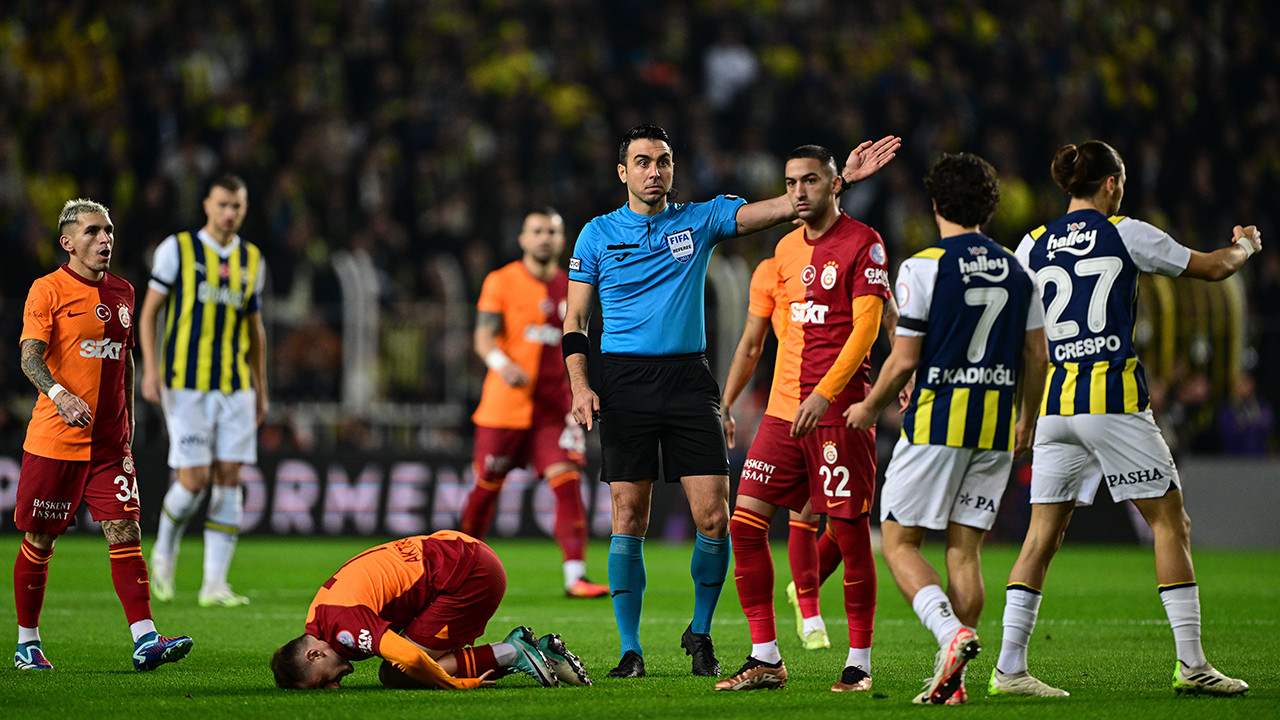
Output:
[880, 438, 1013, 531]
[161, 388, 258, 468]
[1029, 409, 1179, 505]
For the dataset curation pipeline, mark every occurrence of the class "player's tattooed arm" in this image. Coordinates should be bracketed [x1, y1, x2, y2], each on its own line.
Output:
[475, 311, 503, 336]
[21, 337, 94, 427]
[101, 519, 142, 545]
[20, 338, 56, 394]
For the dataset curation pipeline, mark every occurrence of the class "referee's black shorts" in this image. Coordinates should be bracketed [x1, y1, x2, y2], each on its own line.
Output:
[597, 352, 729, 483]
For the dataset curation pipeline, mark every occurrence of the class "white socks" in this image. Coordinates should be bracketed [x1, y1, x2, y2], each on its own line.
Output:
[752, 640, 782, 664]
[493, 642, 517, 666]
[1160, 584, 1207, 668]
[201, 485, 242, 593]
[155, 482, 203, 560]
[130, 619, 157, 642]
[912, 584, 964, 648]
[563, 559, 586, 589]
[18, 626, 39, 644]
[997, 585, 1041, 675]
[846, 646, 870, 673]
[803, 615, 827, 635]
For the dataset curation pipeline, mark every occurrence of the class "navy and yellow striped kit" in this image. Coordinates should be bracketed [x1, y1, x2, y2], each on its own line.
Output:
[900, 234, 1035, 451]
[1022, 211, 1149, 416]
[156, 231, 262, 392]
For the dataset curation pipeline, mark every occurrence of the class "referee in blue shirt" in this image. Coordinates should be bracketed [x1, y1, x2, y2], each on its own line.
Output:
[563, 124, 899, 678]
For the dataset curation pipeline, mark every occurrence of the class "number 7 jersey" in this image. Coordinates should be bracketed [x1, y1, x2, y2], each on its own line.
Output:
[1015, 208, 1190, 416]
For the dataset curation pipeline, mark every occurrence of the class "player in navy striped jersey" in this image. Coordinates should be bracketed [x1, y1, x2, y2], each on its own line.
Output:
[846, 153, 1048, 704]
[992, 141, 1259, 698]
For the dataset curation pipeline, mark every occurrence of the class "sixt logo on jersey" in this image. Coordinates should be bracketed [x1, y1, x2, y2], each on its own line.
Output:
[957, 247, 1008, 284]
[79, 338, 123, 359]
[1044, 226, 1097, 260]
[790, 301, 829, 324]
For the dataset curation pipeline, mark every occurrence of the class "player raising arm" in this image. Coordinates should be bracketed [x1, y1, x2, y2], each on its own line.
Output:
[992, 140, 1258, 698]
[562, 124, 897, 680]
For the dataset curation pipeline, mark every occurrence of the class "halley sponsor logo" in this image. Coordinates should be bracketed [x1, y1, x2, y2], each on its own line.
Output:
[790, 301, 829, 324]
[178, 434, 208, 448]
[79, 338, 123, 359]
[742, 458, 775, 484]
[1105, 467, 1164, 487]
[958, 248, 1009, 284]
[1045, 226, 1097, 260]
[926, 364, 1016, 386]
[665, 229, 694, 263]
[864, 267, 889, 287]
[1054, 334, 1122, 361]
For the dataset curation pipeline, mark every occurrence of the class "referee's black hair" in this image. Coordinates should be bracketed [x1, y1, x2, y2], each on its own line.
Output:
[618, 124, 671, 165]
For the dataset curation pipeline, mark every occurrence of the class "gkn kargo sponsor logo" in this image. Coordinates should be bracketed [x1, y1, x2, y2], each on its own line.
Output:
[80, 338, 123, 359]
[790, 300, 829, 324]
[864, 267, 889, 287]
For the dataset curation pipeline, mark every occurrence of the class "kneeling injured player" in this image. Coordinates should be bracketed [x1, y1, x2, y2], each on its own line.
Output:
[271, 531, 590, 690]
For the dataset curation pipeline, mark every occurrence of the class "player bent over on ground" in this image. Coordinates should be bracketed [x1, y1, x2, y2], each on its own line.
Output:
[271, 531, 590, 690]
[14, 198, 192, 672]
[846, 153, 1048, 704]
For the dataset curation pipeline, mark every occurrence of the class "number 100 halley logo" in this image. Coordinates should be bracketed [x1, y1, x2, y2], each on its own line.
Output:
[666, 229, 694, 263]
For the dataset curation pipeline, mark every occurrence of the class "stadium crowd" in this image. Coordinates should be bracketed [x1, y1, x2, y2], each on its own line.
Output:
[0, 0, 1276, 453]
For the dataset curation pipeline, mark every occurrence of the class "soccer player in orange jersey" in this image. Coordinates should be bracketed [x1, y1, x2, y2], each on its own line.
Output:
[721, 256, 898, 652]
[716, 146, 891, 692]
[271, 531, 590, 690]
[13, 199, 193, 672]
[460, 209, 607, 599]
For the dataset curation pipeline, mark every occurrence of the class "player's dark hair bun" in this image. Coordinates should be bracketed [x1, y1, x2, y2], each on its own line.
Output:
[1051, 141, 1123, 197]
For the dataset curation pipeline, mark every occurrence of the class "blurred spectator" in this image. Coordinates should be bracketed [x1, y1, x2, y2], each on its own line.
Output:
[0, 1, 1274, 452]
[1216, 372, 1274, 455]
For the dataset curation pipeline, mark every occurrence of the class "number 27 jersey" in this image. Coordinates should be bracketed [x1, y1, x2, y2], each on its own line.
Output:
[1015, 208, 1190, 416]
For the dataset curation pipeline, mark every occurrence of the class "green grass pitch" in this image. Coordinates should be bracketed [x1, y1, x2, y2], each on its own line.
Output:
[1, 534, 1276, 718]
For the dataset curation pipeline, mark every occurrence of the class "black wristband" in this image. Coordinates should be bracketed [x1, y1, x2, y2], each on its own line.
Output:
[562, 331, 590, 361]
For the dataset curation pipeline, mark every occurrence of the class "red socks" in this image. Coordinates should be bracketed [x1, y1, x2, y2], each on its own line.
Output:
[817, 523, 843, 586]
[14, 539, 52, 628]
[731, 506, 776, 643]
[788, 519, 820, 617]
[830, 516, 877, 648]
[454, 644, 500, 678]
[459, 476, 503, 539]
[108, 540, 152, 625]
[548, 470, 587, 562]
